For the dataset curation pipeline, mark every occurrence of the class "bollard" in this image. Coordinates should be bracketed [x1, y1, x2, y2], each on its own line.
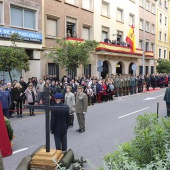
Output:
[157, 102, 159, 118]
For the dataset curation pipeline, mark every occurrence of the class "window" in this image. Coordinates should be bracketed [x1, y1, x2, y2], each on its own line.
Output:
[48, 63, 59, 78]
[151, 4, 155, 14]
[159, 0, 162, 5]
[159, 31, 162, 40]
[140, 0, 143, 6]
[146, 42, 149, 51]
[82, 27, 90, 40]
[151, 24, 155, 34]
[159, 49, 161, 58]
[164, 50, 166, 58]
[102, 1, 109, 17]
[151, 66, 154, 74]
[46, 18, 57, 37]
[117, 8, 123, 22]
[102, 26, 109, 41]
[129, 14, 135, 26]
[117, 31, 123, 43]
[165, 17, 167, 26]
[164, 0, 167, 9]
[65, 0, 77, 5]
[151, 43, 155, 52]
[84, 64, 91, 77]
[160, 13, 162, 23]
[10, 6, 35, 29]
[0, 2, 2, 24]
[146, 22, 150, 32]
[164, 33, 167, 42]
[66, 17, 77, 37]
[146, 1, 150, 11]
[139, 40, 143, 49]
[139, 19, 143, 30]
[82, 0, 92, 10]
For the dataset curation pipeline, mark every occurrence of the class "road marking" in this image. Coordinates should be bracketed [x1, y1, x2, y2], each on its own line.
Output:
[13, 148, 28, 154]
[118, 107, 150, 119]
[143, 94, 164, 101]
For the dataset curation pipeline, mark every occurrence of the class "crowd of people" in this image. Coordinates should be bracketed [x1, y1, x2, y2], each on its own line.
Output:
[0, 73, 169, 119]
[104, 38, 131, 47]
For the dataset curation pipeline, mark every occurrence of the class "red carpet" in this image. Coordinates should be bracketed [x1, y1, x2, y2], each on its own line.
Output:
[144, 87, 161, 93]
[0, 103, 12, 157]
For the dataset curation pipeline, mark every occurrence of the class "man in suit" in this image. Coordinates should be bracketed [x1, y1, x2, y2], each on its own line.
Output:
[75, 85, 88, 133]
[50, 93, 70, 151]
[70, 79, 77, 96]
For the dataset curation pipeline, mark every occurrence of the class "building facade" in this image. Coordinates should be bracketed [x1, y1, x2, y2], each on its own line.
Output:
[0, 0, 42, 82]
[139, 0, 156, 74]
[91, 0, 155, 78]
[41, 0, 94, 79]
[155, 0, 169, 61]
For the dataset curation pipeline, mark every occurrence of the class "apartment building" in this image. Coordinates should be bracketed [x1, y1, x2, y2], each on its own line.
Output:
[92, 0, 154, 77]
[0, 0, 42, 81]
[41, 0, 94, 79]
[156, 0, 169, 61]
[139, 0, 156, 74]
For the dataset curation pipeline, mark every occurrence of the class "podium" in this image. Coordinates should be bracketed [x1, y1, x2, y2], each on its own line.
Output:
[0, 103, 12, 157]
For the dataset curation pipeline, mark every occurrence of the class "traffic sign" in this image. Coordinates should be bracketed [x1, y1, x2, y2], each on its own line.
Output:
[97, 60, 103, 67]
[132, 64, 137, 71]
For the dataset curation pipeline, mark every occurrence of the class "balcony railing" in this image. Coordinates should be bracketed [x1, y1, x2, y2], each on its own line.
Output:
[66, 38, 154, 59]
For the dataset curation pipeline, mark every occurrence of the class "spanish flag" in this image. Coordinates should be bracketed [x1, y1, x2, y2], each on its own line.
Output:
[126, 25, 136, 53]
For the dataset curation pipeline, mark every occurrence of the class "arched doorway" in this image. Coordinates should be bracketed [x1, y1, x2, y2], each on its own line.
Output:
[129, 62, 134, 75]
[101, 61, 109, 79]
[116, 61, 124, 75]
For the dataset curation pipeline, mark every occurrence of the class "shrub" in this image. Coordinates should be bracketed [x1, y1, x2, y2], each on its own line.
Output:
[101, 113, 170, 170]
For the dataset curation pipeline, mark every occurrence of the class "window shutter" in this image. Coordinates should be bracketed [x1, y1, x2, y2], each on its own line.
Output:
[102, 3, 108, 16]
[11, 7, 23, 27]
[82, 0, 90, 10]
[0, 2, 2, 23]
[83, 27, 90, 40]
[117, 10, 122, 21]
[24, 10, 35, 29]
[46, 19, 57, 37]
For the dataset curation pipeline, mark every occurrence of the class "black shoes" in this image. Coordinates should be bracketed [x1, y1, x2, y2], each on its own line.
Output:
[76, 129, 81, 132]
[79, 129, 85, 133]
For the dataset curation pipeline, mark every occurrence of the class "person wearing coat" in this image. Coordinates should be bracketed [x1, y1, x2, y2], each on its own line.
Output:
[25, 84, 37, 116]
[146, 74, 151, 91]
[75, 85, 88, 133]
[164, 81, 170, 117]
[151, 74, 156, 90]
[12, 83, 24, 118]
[64, 86, 75, 127]
[50, 93, 69, 151]
[0, 85, 11, 118]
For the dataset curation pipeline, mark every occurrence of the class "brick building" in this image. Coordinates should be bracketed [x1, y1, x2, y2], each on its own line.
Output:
[41, 0, 94, 79]
[0, 0, 42, 82]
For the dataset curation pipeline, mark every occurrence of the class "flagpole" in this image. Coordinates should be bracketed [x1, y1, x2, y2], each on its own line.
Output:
[142, 0, 146, 79]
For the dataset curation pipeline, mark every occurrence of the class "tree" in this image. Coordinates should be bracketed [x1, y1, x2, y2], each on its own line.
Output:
[48, 38, 98, 76]
[0, 33, 29, 82]
[156, 59, 170, 73]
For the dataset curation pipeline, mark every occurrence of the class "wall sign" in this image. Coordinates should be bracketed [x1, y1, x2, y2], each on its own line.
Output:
[0, 27, 42, 43]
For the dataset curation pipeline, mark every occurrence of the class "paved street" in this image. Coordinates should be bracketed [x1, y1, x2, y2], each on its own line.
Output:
[3, 89, 167, 170]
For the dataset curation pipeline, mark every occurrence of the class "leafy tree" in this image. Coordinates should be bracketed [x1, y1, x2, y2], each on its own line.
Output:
[48, 38, 98, 76]
[0, 33, 29, 82]
[156, 59, 170, 74]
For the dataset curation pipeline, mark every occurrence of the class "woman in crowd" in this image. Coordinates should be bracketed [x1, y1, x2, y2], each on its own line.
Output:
[12, 83, 24, 118]
[65, 86, 75, 127]
[102, 79, 107, 102]
[25, 84, 37, 116]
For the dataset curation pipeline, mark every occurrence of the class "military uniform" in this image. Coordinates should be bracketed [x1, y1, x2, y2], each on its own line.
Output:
[114, 76, 120, 97]
[119, 76, 123, 96]
[75, 87, 88, 133]
[164, 86, 170, 117]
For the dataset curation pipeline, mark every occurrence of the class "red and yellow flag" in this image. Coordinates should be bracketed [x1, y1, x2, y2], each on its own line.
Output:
[126, 25, 136, 53]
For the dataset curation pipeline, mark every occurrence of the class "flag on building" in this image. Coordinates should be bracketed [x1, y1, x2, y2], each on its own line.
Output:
[126, 25, 136, 53]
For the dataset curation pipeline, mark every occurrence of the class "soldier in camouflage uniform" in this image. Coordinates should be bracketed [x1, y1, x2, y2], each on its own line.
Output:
[127, 75, 131, 95]
[114, 74, 120, 97]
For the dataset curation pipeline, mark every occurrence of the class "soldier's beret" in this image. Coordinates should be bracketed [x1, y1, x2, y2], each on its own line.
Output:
[54, 93, 63, 99]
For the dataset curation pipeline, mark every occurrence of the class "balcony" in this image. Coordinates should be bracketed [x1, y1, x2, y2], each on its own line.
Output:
[66, 38, 154, 59]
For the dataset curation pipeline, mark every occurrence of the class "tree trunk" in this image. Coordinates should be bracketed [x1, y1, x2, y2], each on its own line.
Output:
[8, 70, 13, 83]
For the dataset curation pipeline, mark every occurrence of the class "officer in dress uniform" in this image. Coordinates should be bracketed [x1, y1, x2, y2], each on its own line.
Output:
[0, 85, 11, 118]
[50, 93, 70, 151]
[75, 85, 88, 133]
[164, 81, 170, 117]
